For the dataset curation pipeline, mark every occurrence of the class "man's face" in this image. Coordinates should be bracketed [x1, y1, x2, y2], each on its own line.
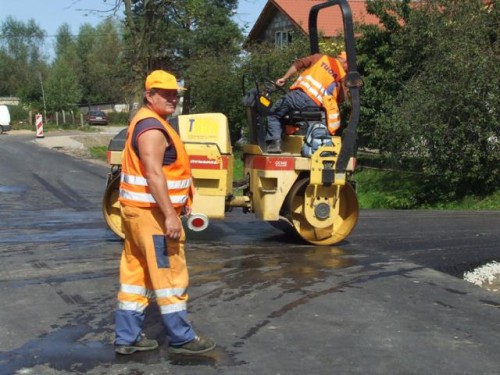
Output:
[147, 89, 178, 115]
[338, 57, 348, 72]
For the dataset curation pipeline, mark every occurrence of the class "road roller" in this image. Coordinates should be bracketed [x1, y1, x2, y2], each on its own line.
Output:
[102, 0, 361, 245]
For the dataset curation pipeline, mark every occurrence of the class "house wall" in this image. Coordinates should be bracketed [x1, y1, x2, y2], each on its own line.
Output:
[263, 11, 297, 46]
[0, 97, 20, 106]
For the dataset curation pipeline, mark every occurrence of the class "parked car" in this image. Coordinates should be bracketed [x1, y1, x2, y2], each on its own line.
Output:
[0, 105, 12, 134]
[86, 110, 108, 125]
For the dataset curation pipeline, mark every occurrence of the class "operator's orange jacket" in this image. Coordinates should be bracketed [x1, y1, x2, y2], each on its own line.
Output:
[290, 54, 346, 134]
[119, 107, 193, 209]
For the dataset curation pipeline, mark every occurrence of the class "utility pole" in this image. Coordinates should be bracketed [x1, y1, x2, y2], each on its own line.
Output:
[37, 71, 47, 123]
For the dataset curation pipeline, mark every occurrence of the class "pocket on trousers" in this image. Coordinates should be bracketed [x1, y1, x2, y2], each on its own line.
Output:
[153, 235, 170, 268]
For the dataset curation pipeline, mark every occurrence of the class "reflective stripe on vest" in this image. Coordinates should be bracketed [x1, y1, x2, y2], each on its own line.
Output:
[290, 55, 345, 106]
[323, 94, 342, 135]
[119, 189, 188, 205]
[293, 74, 328, 104]
[121, 173, 191, 189]
[120, 172, 191, 204]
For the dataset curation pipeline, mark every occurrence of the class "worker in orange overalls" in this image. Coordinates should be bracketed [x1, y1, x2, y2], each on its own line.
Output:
[114, 70, 216, 355]
[265, 52, 347, 153]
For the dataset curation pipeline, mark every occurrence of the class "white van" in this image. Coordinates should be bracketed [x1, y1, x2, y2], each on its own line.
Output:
[0, 105, 12, 134]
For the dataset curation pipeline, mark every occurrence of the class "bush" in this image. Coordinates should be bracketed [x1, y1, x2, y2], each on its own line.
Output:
[7, 105, 30, 125]
[107, 111, 129, 125]
[357, 0, 499, 203]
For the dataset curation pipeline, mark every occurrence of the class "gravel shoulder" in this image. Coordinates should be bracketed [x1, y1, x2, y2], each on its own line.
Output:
[11, 127, 125, 166]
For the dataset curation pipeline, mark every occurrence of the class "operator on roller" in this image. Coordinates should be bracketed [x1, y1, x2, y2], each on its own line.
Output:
[265, 52, 348, 153]
[114, 70, 216, 355]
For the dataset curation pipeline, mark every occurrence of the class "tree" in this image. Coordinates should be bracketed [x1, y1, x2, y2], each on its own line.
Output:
[357, 0, 499, 202]
[75, 20, 129, 106]
[355, 0, 413, 150]
[0, 17, 49, 108]
[390, 0, 499, 200]
[45, 24, 82, 112]
[120, 0, 243, 113]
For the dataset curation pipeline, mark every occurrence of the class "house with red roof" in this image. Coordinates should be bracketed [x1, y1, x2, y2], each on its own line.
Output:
[247, 0, 381, 47]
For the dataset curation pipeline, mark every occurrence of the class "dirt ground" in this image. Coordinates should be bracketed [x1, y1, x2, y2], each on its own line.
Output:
[68, 133, 116, 160]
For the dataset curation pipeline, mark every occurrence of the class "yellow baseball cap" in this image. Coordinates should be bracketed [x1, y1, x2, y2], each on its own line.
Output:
[145, 70, 186, 91]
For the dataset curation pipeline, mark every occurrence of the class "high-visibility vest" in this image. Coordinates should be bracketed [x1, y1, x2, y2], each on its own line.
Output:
[119, 107, 193, 209]
[323, 95, 341, 135]
[290, 55, 346, 134]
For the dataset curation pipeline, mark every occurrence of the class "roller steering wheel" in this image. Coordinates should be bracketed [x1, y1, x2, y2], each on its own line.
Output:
[262, 77, 287, 95]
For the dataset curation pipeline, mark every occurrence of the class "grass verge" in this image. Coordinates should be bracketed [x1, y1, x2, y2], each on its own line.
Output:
[89, 146, 108, 161]
[354, 167, 500, 210]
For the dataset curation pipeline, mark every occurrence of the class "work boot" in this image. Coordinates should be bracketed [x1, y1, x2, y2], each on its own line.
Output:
[115, 333, 159, 355]
[266, 140, 281, 153]
[169, 335, 216, 354]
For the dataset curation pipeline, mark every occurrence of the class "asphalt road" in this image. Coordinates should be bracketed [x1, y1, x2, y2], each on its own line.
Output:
[0, 132, 499, 375]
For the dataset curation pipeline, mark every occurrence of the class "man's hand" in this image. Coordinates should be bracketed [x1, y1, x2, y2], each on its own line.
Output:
[164, 214, 182, 240]
[276, 78, 287, 87]
[182, 205, 193, 217]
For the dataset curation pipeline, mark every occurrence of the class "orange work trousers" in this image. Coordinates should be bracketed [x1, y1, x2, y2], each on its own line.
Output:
[115, 205, 195, 346]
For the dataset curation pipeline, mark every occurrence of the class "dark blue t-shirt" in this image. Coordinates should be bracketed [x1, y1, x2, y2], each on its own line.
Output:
[132, 118, 177, 166]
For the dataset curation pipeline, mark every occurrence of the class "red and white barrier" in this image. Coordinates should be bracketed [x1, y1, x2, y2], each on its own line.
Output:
[35, 113, 44, 138]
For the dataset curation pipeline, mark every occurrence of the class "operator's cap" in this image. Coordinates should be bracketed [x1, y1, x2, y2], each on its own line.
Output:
[145, 70, 186, 91]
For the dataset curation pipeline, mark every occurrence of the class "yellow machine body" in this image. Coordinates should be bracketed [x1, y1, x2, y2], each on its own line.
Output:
[102, 114, 359, 245]
[103, 0, 362, 245]
[177, 113, 234, 219]
[242, 135, 358, 245]
[102, 113, 235, 239]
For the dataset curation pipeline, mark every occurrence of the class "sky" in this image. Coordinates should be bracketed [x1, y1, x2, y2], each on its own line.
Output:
[0, 0, 267, 37]
[0, 0, 266, 56]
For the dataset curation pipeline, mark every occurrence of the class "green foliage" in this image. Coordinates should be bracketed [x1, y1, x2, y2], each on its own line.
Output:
[6, 105, 29, 123]
[233, 149, 244, 181]
[89, 146, 108, 161]
[121, 0, 242, 107]
[76, 20, 130, 105]
[242, 38, 310, 83]
[187, 53, 244, 142]
[46, 52, 82, 111]
[0, 17, 49, 106]
[44, 24, 82, 112]
[107, 111, 129, 125]
[355, 167, 500, 210]
[355, 168, 421, 209]
[357, 0, 499, 203]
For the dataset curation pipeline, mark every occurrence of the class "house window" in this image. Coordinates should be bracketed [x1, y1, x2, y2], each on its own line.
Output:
[275, 31, 283, 47]
[275, 30, 293, 47]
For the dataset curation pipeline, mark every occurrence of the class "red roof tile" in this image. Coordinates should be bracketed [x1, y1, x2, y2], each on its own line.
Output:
[249, 0, 380, 41]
